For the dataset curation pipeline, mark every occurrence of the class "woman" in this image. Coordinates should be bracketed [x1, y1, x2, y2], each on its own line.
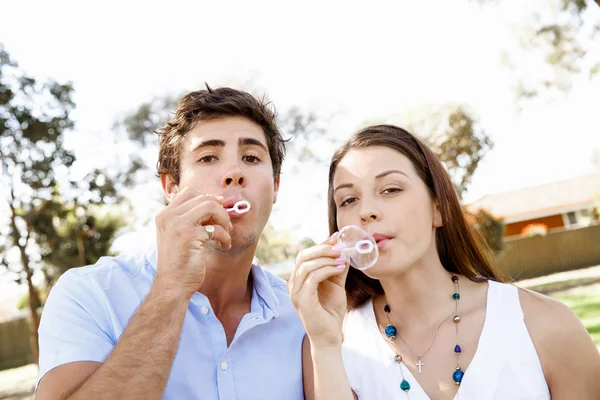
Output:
[289, 125, 600, 400]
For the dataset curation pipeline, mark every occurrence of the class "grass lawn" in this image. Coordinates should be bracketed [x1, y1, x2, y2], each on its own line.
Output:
[552, 287, 600, 347]
[517, 265, 600, 348]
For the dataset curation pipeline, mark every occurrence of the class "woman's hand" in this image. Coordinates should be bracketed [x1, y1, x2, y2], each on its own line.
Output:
[289, 233, 349, 348]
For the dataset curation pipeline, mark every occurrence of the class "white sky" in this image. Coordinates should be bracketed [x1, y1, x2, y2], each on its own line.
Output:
[1, 0, 600, 300]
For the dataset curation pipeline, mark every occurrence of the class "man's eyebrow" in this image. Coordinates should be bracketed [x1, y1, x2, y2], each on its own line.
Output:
[189, 139, 225, 153]
[239, 137, 268, 153]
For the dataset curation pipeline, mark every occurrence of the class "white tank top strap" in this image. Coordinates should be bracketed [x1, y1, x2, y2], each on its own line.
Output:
[486, 279, 524, 321]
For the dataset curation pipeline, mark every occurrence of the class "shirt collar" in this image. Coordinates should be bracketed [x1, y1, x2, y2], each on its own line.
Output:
[144, 247, 281, 318]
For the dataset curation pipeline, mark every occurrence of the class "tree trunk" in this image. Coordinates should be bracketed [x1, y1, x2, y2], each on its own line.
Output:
[19, 245, 41, 365]
[8, 191, 41, 365]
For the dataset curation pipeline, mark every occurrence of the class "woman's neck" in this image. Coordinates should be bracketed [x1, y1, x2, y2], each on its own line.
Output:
[376, 253, 458, 330]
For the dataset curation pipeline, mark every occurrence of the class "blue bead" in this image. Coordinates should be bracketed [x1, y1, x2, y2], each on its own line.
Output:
[453, 368, 464, 384]
[400, 379, 411, 391]
[385, 324, 397, 339]
[453, 293, 460, 300]
[454, 344, 462, 353]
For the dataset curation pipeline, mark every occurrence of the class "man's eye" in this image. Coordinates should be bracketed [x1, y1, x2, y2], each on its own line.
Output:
[243, 155, 260, 163]
[198, 155, 217, 163]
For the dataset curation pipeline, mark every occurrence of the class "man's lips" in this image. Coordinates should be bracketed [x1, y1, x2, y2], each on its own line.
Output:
[223, 198, 250, 216]
[223, 199, 240, 209]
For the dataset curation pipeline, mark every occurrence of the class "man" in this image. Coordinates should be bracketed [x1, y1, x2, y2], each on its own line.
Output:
[36, 86, 306, 399]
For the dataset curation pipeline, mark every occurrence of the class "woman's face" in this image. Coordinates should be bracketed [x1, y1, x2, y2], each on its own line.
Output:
[332, 146, 443, 279]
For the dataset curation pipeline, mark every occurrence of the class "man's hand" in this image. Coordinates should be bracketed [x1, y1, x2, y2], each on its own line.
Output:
[154, 187, 233, 298]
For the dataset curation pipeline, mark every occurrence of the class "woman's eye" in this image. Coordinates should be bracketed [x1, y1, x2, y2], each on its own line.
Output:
[340, 197, 358, 207]
[382, 187, 402, 194]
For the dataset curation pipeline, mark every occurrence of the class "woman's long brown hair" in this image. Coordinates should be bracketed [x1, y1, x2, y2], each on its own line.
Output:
[328, 125, 507, 309]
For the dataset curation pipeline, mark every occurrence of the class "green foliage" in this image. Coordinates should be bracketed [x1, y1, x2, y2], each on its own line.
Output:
[470, 209, 506, 256]
[255, 223, 314, 264]
[477, 0, 600, 105]
[33, 203, 127, 287]
[367, 103, 493, 198]
[114, 94, 180, 146]
[0, 42, 131, 305]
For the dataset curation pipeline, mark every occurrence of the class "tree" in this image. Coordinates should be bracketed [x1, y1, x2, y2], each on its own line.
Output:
[255, 223, 317, 265]
[278, 106, 336, 172]
[0, 44, 129, 364]
[477, 0, 600, 107]
[411, 104, 492, 198]
[366, 103, 493, 198]
[254, 222, 295, 264]
[31, 201, 128, 289]
[468, 209, 506, 255]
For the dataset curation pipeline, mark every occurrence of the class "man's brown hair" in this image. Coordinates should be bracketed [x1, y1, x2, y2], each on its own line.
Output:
[157, 85, 286, 184]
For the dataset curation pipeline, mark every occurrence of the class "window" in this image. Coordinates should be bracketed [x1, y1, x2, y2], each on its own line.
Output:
[563, 208, 596, 228]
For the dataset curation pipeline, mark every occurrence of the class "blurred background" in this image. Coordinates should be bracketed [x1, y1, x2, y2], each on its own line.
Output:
[1, 0, 600, 398]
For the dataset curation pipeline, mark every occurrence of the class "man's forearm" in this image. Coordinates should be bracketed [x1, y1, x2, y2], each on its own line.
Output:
[68, 283, 190, 400]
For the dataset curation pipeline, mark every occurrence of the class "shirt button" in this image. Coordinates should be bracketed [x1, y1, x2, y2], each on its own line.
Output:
[200, 306, 209, 315]
[220, 361, 229, 371]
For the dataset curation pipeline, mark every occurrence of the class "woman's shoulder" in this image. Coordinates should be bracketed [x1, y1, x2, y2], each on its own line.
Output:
[518, 286, 600, 388]
[517, 286, 588, 343]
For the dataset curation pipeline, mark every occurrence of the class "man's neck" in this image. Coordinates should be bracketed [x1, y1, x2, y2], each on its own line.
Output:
[199, 245, 257, 315]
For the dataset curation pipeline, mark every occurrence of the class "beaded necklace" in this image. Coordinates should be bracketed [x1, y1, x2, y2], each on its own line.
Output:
[383, 274, 463, 396]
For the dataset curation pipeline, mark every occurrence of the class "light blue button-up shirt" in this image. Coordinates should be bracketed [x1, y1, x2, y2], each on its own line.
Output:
[38, 247, 306, 399]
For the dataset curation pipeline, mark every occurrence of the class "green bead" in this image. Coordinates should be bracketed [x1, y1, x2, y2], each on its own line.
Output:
[400, 379, 411, 391]
[453, 293, 460, 300]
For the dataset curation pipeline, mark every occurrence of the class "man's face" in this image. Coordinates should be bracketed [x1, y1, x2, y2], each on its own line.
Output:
[162, 116, 279, 251]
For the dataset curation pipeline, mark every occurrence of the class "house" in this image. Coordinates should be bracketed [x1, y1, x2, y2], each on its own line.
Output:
[467, 172, 600, 239]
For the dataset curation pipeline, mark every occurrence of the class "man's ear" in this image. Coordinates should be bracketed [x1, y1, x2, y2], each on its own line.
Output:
[433, 201, 443, 228]
[160, 174, 179, 203]
[273, 175, 280, 204]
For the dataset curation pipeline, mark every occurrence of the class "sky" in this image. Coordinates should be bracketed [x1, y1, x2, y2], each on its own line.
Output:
[1, 0, 600, 301]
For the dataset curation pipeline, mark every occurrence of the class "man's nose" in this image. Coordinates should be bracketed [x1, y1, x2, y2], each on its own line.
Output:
[222, 164, 245, 187]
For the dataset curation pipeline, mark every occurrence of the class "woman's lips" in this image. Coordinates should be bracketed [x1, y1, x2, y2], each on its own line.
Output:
[372, 233, 392, 249]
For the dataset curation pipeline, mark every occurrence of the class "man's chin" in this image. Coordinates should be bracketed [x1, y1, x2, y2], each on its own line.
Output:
[214, 235, 259, 254]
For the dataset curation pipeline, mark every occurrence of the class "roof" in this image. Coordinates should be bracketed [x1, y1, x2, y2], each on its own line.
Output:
[466, 172, 600, 223]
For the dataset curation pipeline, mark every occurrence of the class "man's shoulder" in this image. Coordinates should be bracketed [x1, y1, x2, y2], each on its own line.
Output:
[43, 247, 156, 327]
[52, 247, 155, 300]
[66, 247, 153, 280]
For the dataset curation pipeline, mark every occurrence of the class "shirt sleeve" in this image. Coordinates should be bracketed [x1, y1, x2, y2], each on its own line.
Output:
[37, 269, 115, 386]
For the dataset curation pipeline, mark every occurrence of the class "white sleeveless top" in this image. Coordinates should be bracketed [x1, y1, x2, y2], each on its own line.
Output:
[341, 280, 550, 400]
